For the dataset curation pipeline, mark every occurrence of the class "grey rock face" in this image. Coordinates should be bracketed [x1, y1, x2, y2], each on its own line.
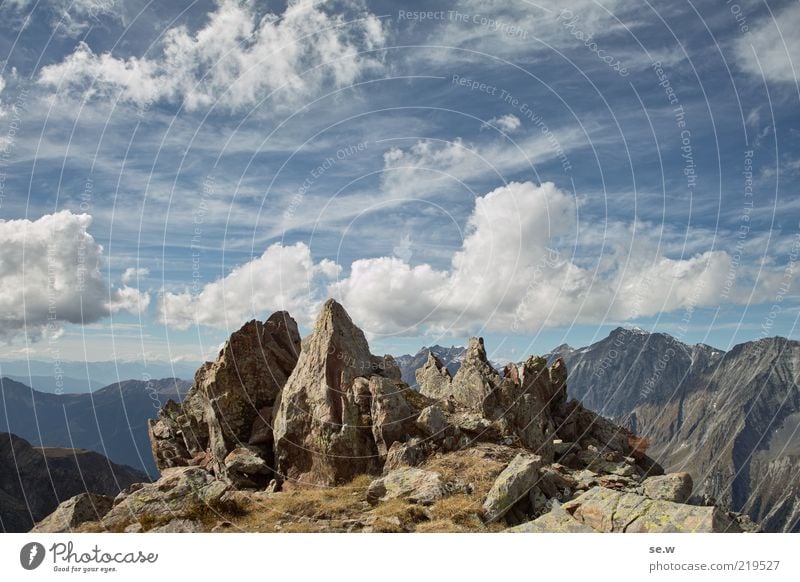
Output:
[272, 299, 396, 485]
[149, 311, 301, 481]
[31, 493, 114, 533]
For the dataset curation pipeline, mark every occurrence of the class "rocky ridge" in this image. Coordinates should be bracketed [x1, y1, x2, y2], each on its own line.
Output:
[33, 301, 758, 533]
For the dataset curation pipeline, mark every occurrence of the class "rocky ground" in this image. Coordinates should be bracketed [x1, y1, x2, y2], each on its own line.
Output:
[33, 300, 759, 533]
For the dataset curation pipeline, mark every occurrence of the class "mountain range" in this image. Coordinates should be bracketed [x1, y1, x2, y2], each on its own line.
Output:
[0, 359, 198, 393]
[546, 329, 800, 533]
[0, 377, 191, 477]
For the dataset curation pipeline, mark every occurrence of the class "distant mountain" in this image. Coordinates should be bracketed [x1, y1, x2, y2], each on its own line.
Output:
[0, 432, 147, 532]
[0, 360, 198, 392]
[553, 328, 800, 532]
[0, 377, 191, 477]
[395, 345, 466, 385]
[4, 375, 104, 393]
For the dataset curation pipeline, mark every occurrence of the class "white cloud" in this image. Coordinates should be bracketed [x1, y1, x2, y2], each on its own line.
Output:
[0, 74, 5, 118]
[329, 181, 736, 336]
[2, 0, 121, 37]
[121, 267, 150, 284]
[38, 0, 387, 111]
[735, 3, 800, 84]
[481, 113, 521, 133]
[106, 285, 150, 314]
[0, 211, 151, 341]
[158, 242, 337, 330]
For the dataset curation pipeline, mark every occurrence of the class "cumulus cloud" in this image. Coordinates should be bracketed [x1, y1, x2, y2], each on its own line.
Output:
[0, 211, 151, 341]
[329, 181, 735, 335]
[482, 114, 521, 133]
[158, 242, 337, 330]
[121, 267, 150, 284]
[38, 0, 386, 111]
[735, 3, 800, 84]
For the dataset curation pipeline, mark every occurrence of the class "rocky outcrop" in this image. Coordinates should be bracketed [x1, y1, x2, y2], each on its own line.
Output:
[149, 311, 301, 482]
[367, 467, 459, 506]
[272, 300, 401, 485]
[416, 353, 453, 399]
[642, 472, 693, 503]
[100, 466, 230, 531]
[561, 487, 743, 533]
[449, 337, 500, 412]
[36, 301, 762, 534]
[30, 493, 114, 533]
[0, 432, 148, 533]
[482, 454, 543, 523]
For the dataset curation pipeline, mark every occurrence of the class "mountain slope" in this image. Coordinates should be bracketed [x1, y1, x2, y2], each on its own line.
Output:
[555, 329, 800, 532]
[0, 377, 191, 477]
[0, 432, 147, 532]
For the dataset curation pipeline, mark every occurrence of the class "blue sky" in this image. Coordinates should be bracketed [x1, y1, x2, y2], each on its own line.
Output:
[0, 0, 798, 367]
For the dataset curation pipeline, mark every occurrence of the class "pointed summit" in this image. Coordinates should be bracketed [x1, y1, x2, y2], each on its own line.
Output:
[272, 299, 400, 485]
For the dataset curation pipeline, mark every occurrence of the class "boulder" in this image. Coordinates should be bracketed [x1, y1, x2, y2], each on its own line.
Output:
[642, 472, 693, 503]
[148, 311, 301, 480]
[101, 466, 230, 531]
[273, 299, 395, 485]
[224, 446, 272, 488]
[416, 352, 453, 400]
[505, 503, 595, 533]
[415, 405, 450, 439]
[367, 467, 451, 506]
[149, 518, 203, 533]
[31, 493, 114, 533]
[383, 439, 431, 472]
[562, 486, 740, 532]
[482, 453, 543, 522]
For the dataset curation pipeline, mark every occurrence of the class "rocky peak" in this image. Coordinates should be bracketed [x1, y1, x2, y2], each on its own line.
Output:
[416, 352, 453, 400]
[449, 337, 502, 413]
[272, 299, 402, 485]
[148, 311, 301, 483]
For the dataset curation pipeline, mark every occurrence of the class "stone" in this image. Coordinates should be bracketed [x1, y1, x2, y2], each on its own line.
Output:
[149, 518, 203, 533]
[642, 472, 693, 503]
[367, 467, 451, 506]
[148, 311, 301, 479]
[31, 493, 114, 533]
[506, 503, 595, 533]
[415, 405, 449, 438]
[416, 352, 453, 400]
[562, 486, 740, 533]
[383, 439, 431, 472]
[101, 466, 230, 531]
[449, 338, 502, 413]
[482, 453, 543, 523]
[370, 376, 421, 459]
[223, 446, 271, 488]
[273, 300, 394, 485]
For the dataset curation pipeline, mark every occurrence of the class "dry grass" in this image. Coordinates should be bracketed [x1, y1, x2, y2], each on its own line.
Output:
[422, 444, 515, 500]
[231, 474, 373, 532]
